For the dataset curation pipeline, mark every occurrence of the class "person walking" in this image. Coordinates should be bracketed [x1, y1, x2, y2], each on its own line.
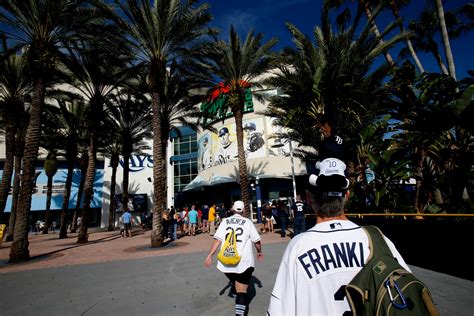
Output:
[201, 204, 210, 233]
[204, 201, 264, 316]
[179, 207, 187, 237]
[121, 208, 134, 238]
[162, 209, 170, 240]
[276, 200, 288, 237]
[209, 203, 217, 235]
[217, 203, 227, 226]
[188, 205, 199, 236]
[267, 158, 411, 315]
[181, 207, 189, 236]
[290, 194, 309, 236]
[264, 203, 274, 233]
[169, 206, 178, 241]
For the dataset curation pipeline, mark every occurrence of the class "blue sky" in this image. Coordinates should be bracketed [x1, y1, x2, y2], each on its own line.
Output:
[207, 0, 473, 79]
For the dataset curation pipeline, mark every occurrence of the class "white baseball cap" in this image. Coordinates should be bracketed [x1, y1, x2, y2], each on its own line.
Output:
[309, 158, 349, 190]
[233, 200, 245, 212]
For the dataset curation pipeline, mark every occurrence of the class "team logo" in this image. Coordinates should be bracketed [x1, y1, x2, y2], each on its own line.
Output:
[118, 155, 154, 172]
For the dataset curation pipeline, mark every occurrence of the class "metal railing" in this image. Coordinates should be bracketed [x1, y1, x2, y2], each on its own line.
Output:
[304, 213, 474, 218]
[347, 213, 474, 218]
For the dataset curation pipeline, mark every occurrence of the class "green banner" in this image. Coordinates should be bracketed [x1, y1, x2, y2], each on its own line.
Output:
[200, 88, 254, 125]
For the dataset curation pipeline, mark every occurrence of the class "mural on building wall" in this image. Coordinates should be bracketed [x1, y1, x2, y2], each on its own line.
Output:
[197, 118, 271, 170]
[198, 133, 213, 171]
[243, 118, 266, 159]
[213, 125, 239, 166]
[267, 117, 292, 156]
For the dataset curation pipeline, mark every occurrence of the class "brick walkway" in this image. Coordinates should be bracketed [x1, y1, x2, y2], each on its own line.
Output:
[0, 226, 289, 273]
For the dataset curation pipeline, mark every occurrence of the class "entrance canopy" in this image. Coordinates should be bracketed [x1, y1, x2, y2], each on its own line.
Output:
[183, 175, 209, 191]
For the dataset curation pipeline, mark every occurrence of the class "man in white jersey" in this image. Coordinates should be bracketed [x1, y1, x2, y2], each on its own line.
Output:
[204, 200, 264, 316]
[267, 158, 410, 316]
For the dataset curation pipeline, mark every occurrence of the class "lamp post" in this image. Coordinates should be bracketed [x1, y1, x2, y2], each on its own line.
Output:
[250, 176, 262, 223]
[272, 139, 297, 201]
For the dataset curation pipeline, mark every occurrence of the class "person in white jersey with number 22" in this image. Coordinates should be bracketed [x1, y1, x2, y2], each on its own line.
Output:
[205, 201, 263, 316]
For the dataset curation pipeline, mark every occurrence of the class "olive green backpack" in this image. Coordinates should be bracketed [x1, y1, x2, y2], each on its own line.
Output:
[345, 225, 440, 316]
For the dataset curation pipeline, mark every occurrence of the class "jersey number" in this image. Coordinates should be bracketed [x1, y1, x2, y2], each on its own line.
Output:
[225, 227, 243, 243]
[334, 285, 353, 316]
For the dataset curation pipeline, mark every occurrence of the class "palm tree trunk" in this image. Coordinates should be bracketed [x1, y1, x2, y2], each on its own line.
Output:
[77, 134, 97, 243]
[108, 160, 118, 231]
[414, 147, 426, 212]
[122, 150, 130, 209]
[430, 46, 449, 75]
[71, 172, 84, 233]
[435, 0, 456, 80]
[0, 125, 15, 213]
[233, 107, 251, 218]
[59, 160, 74, 238]
[71, 154, 87, 233]
[389, 1, 425, 73]
[363, 2, 396, 67]
[151, 90, 164, 247]
[6, 154, 22, 242]
[10, 79, 45, 262]
[42, 175, 53, 234]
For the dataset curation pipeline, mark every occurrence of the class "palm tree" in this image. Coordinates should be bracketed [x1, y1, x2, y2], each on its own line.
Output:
[0, 42, 31, 215]
[4, 105, 29, 242]
[264, 3, 405, 166]
[63, 43, 132, 243]
[5, 137, 25, 241]
[435, 0, 456, 79]
[333, 1, 398, 67]
[0, 0, 113, 261]
[407, 9, 449, 75]
[42, 151, 58, 233]
[42, 94, 88, 238]
[155, 62, 211, 204]
[103, 141, 121, 231]
[70, 151, 88, 233]
[106, 92, 152, 213]
[358, 1, 396, 67]
[201, 26, 277, 217]
[385, 64, 467, 211]
[103, 0, 214, 247]
[387, 0, 425, 73]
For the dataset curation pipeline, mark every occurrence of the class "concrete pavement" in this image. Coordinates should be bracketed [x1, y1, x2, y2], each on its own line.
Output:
[1, 228, 473, 315]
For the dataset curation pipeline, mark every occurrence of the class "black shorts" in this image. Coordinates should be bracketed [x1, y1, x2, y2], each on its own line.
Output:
[224, 267, 255, 285]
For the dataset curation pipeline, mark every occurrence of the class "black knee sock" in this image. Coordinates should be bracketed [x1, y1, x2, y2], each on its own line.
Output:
[235, 292, 247, 316]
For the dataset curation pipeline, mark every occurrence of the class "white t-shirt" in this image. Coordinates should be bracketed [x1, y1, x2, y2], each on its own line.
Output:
[214, 213, 261, 274]
[267, 220, 410, 316]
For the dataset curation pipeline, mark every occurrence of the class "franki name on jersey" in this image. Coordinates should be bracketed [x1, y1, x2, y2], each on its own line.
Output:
[226, 217, 247, 226]
[298, 242, 364, 279]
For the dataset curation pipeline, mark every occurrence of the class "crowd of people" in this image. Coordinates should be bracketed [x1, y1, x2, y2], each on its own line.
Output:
[199, 157, 415, 316]
[156, 197, 313, 243]
[114, 117, 415, 316]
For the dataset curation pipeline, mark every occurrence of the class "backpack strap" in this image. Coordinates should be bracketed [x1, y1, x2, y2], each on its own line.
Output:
[363, 225, 392, 261]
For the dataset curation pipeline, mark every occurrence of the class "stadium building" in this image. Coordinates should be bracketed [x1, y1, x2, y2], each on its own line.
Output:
[0, 84, 310, 228]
